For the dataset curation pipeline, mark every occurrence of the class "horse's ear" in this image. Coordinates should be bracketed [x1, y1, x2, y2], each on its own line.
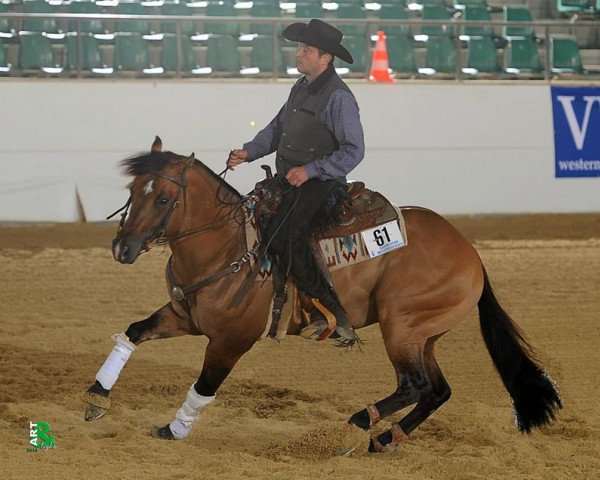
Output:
[185, 153, 195, 167]
[151, 136, 162, 153]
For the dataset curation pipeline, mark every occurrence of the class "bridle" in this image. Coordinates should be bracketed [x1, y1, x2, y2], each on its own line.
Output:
[107, 169, 187, 251]
[107, 161, 260, 306]
[108, 163, 242, 252]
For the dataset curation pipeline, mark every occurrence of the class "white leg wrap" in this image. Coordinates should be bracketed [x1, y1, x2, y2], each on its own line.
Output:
[169, 384, 215, 440]
[95, 333, 136, 391]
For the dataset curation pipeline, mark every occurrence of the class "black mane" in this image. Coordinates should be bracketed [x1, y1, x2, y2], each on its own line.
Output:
[120, 151, 241, 198]
[121, 151, 184, 176]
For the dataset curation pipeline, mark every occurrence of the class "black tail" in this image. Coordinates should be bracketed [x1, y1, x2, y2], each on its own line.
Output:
[477, 268, 562, 433]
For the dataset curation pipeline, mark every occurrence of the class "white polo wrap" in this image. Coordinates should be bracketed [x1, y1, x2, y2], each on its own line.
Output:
[169, 384, 215, 440]
[95, 333, 136, 390]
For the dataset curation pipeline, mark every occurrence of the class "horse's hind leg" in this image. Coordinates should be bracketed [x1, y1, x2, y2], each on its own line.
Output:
[83, 303, 193, 421]
[369, 336, 451, 453]
[348, 343, 425, 431]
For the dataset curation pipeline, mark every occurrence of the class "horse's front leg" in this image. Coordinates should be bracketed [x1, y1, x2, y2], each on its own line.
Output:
[82, 303, 193, 421]
[151, 338, 251, 440]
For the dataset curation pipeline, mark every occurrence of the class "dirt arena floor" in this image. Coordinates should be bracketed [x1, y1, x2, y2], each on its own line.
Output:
[1, 214, 599, 480]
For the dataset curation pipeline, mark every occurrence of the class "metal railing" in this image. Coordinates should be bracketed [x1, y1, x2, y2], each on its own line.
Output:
[1, 12, 600, 81]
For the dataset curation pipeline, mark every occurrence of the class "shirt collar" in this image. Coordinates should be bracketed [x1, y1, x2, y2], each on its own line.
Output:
[305, 64, 336, 94]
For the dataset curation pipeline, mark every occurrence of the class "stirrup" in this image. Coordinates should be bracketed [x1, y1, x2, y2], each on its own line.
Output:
[300, 298, 361, 347]
[307, 298, 337, 341]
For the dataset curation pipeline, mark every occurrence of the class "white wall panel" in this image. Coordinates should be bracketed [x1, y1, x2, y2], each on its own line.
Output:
[0, 79, 598, 221]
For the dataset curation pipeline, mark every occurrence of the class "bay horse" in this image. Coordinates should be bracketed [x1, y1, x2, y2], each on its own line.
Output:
[83, 137, 561, 453]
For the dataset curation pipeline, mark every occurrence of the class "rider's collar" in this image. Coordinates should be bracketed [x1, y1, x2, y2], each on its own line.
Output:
[306, 64, 336, 94]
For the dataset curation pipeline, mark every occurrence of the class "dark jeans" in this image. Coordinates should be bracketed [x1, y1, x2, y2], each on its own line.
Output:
[266, 178, 340, 308]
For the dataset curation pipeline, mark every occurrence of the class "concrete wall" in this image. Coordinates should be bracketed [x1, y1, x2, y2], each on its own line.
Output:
[0, 79, 598, 221]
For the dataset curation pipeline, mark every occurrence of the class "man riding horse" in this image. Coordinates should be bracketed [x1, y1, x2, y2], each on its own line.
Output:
[228, 19, 365, 346]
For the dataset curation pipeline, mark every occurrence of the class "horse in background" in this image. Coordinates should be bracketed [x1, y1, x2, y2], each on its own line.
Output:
[82, 137, 561, 453]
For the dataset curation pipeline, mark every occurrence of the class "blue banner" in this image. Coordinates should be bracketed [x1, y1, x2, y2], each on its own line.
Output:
[551, 86, 600, 178]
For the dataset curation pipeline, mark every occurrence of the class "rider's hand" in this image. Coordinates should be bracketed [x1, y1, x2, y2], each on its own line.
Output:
[227, 149, 248, 170]
[286, 166, 309, 187]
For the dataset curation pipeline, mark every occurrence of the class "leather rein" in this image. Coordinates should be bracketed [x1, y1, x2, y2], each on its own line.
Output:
[107, 165, 259, 305]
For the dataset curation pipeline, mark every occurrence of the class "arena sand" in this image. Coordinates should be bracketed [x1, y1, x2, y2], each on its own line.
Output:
[0, 214, 599, 480]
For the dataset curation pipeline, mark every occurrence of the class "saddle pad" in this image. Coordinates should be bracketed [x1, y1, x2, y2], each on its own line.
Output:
[243, 202, 408, 281]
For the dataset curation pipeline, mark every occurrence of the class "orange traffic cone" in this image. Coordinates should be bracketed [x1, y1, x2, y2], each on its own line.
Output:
[370, 31, 394, 83]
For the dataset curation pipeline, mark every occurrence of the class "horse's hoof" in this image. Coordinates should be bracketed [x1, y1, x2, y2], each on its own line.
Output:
[368, 437, 398, 454]
[84, 403, 108, 421]
[334, 446, 357, 457]
[150, 424, 176, 440]
[82, 389, 111, 421]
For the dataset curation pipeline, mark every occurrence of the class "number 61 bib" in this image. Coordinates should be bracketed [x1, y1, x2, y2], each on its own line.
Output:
[361, 220, 406, 258]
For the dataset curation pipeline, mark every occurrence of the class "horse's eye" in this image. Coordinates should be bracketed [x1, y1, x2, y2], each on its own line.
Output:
[158, 197, 169, 206]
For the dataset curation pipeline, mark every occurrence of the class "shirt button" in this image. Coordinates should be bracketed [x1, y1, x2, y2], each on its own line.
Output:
[292, 109, 297, 112]
[282, 133, 287, 137]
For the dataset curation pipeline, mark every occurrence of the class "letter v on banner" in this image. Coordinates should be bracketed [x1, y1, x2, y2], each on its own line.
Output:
[551, 86, 600, 178]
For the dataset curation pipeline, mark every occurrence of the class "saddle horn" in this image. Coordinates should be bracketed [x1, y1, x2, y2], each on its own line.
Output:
[261, 165, 273, 180]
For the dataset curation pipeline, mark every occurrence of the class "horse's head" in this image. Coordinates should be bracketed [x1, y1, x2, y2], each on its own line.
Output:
[112, 136, 195, 264]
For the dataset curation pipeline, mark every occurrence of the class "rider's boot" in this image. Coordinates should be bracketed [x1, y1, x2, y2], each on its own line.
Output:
[300, 293, 359, 346]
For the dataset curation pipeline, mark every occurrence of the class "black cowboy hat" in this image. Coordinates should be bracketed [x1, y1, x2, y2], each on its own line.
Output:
[282, 19, 354, 64]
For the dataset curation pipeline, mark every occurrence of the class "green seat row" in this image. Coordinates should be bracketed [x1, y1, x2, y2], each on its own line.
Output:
[382, 35, 593, 77]
[3, 32, 594, 78]
[0, 1, 545, 44]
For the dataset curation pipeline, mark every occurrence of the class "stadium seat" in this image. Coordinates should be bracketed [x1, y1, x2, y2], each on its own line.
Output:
[421, 5, 454, 37]
[504, 37, 542, 75]
[334, 35, 367, 74]
[0, 2, 16, 39]
[386, 35, 417, 76]
[66, 33, 111, 74]
[295, 2, 324, 20]
[378, 4, 410, 38]
[453, 0, 489, 9]
[463, 36, 499, 75]
[248, 1, 281, 36]
[242, 35, 285, 75]
[22, 0, 63, 37]
[0, 38, 11, 74]
[381, 0, 407, 5]
[161, 34, 200, 73]
[115, 2, 151, 35]
[502, 6, 535, 40]
[114, 33, 161, 74]
[205, 1, 238, 36]
[420, 35, 456, 75]
[68, 1, 107, 36]
[462, 6, 493, 38]
[334, 5, 367, 36]
[550, 37, 584, 74]
[410, 0, 447, 7]
[556, 0, 594, 13]
[161, 2, 197, 37]
[206, 35, 239, 74]
[18, 32, 62, 73]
